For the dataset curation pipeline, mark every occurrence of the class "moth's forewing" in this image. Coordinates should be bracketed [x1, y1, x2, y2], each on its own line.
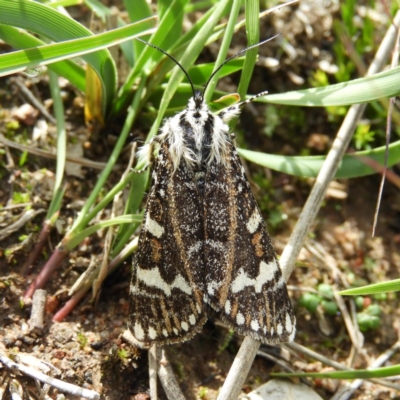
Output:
[204, 137, 296, 344]
[129, 143, 207, 347]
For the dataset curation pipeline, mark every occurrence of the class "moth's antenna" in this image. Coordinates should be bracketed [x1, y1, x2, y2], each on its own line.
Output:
[135, 37, 196, 98]
[202, 34, 280, 96]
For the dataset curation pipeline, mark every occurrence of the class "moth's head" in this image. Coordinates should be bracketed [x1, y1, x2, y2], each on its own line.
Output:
[193, 90, 204, 109]
[187, 90, 207, 112]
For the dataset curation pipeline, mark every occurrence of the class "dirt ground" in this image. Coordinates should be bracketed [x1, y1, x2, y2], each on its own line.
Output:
[1, 1, 400, 399]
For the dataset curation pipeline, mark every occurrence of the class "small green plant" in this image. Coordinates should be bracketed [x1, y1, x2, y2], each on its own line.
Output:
[357, 304, 381, 332]
[198, 386, 208, 399]
[117, 348, 129, 361]
[76, 332, 88, 349]
[353, 123, 376, 150]
[299, 284, 338, 316]
[12, 192, 30, 204]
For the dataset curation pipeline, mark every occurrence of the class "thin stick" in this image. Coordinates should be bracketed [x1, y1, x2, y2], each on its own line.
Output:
[0, 133, 111, 171]
[12, 77, 56, 124]
[256, 351, 296, 373]
[0, 209, 45, 240]
[372, 17, 400, 236]
[217, 10, 400, 400]
[157, 349, 186, 400]
[0, 354, 100, 400]
[148, 345, 158, 400]
[217, 337, 259, 399]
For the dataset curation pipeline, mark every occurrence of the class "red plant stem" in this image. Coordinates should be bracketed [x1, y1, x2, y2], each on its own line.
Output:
[24, 247, 68, 298]
[52, 284, 90, 322]
[22, 221, 52, 275]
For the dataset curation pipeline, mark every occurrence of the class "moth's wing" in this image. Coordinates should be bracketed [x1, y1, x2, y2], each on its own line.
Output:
[204, 143, 296, 344]
[129, 143, 207, 347]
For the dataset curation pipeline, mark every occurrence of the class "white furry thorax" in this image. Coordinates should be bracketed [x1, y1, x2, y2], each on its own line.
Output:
[138, 95, 242, 172]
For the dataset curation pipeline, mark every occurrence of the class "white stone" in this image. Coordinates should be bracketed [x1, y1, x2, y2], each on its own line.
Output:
[247, 379, 323, 400]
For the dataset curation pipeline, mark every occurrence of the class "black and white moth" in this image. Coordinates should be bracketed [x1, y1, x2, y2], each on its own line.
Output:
[129, 39, 296, 347]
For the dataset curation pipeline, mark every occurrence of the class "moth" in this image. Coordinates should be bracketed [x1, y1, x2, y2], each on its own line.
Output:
[129, 38, 296, 347]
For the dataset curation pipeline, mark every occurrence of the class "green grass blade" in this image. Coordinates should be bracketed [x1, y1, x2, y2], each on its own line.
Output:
[84, 0, 153, 67]
[273, 364, 400, 379]
[0, 0, 116, 114]
[123, 0, 152, 62]
[0, 23, 155, 114]
[237, 0, 260, 101]
[45, 0, 81, 6]
[66, 215, 142, 251]
[174, 3, 230, 51]
[238, 140, 400, 178]
[127, 3, 231, 116]
[70, 79, 147, 232]
[48, 71, 66, 192]
[115, 0, 189, 113]
[0, 22, 155, 76]
[0, 25, 85, 91]
[338, 279, 400, 296]
[48, 187, 65, 221]
[203, 0, 241, 102]
[260, 66, 400, 106]
[0, 0, 156, 114]
[46, 71, 66, 219]
[113, 171, 149, 255]
[188, 59, 245, 86]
